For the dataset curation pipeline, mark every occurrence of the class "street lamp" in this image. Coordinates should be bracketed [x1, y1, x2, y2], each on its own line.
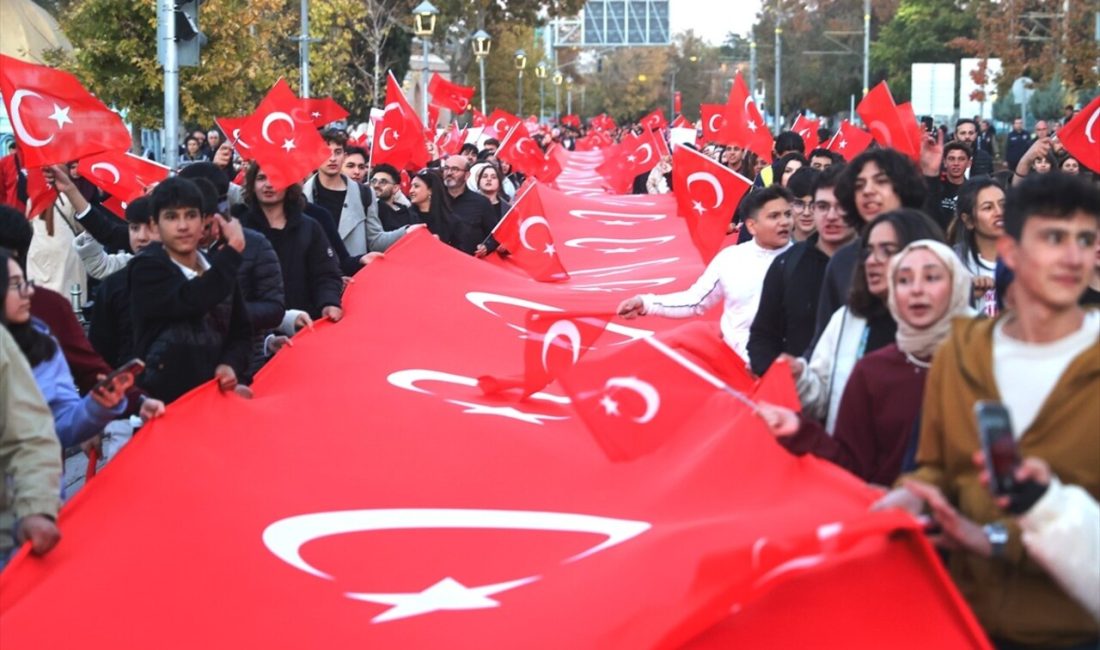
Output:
[553, 71, 563, 120]
[472, 29, 491, 114]
[535, 61, 548, 123]
[565, 75, 574, 116]
[514, 49, 527, 116]
[412, 1, 438, 125]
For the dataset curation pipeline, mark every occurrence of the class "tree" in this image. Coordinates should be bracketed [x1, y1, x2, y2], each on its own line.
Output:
[664, 31, 723, 122]
[583, 46, 670, 122]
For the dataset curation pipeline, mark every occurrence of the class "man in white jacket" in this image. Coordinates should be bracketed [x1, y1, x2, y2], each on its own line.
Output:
[617, 185, 794, 362]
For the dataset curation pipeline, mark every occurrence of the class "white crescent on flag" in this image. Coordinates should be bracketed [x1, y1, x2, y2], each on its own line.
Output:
[633, 143, 655, 165]
[10, 90, 54, 147]
[89, 162, 121, 184]
[378, 128, 398, 151]
[867, 120, 893, 146]
[604, 376, 660, 424]
[686, 171, 725, 209]
[261, 112, 295, 144]
[540, 319, 583, 371]
[518, 216, 550, 251]
[707, 113, 722, 133]
[1085, 107, 1098, 144]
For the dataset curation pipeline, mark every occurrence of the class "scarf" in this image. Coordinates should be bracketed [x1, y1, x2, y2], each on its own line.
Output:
[887, 239, 975, 359]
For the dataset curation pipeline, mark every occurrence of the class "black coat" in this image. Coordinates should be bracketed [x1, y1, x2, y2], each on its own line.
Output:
[447, 187, 501, 255]
[89, 266, 133, 368]
[239, 207, 342, 317]
[210, 228, 284, 378]
[810, 240, 860, 354]
[748, 237, 832, 375]
[129, 244, 252, 403]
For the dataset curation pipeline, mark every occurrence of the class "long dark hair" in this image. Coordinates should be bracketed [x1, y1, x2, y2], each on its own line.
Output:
[848, 209, 946, 319]
[0, 249, 56, 367]
[949, 177, 1003, 271]
[771, 152, 808, 187]
[412, 168, 453, 244]
[242, 162, 305, 215]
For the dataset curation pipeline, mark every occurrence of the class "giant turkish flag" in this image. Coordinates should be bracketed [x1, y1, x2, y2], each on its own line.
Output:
[1057, 95, 1100, 173]
[0, 147, 990, 650]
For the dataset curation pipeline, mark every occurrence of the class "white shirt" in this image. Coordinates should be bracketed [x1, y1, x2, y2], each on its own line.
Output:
[169, 251, 212, 280]
[994, 310, 1100, 437]
[641, 239, 792, 361]
[962, 253, 997, 317]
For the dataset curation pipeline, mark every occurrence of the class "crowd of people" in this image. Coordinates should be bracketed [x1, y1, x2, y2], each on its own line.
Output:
[1, 102, 1097, 649]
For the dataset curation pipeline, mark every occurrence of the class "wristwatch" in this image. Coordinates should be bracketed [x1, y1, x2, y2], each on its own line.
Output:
[983, 523, 1008, 559]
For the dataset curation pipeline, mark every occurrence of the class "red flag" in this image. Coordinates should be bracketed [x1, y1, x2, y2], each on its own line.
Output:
[639, 108, 667, 131]
[486, 108, 522, 138]
[216, 115, 255, 161]
[717, 72, 774, 162]
[672, 143, 752, 263]
[561, 114, 581, 129]
[594, 129, 663, 193]
[435, 123, 466, 157]
[791, 114, 820, 154]
[77, 151, 169, 203]
[24, 167, 57, 219]
[522, 310, 611, 396]
[674, 91, 683, 115]
[752, 356, 801, 412]
[490, 183, 569, 282]
[670, 114, 692, 129]
[101, 194, 128, 219]
[0, 54, 131, 168]
[826, 120, 874, 161]
[471, 108, 488, 127]
[896, 102, 926, 158]
[236, 78, 330, 190]
[497, 122, 560, 183]
[857, 82, 919, 161]
[371, 73, 430, 172]
[559, 333, 744, 461]
[1056, 95, 1100, 173]
[426, 104, 440, 134]
[301, 96, 349, 128]
[428, 73, 475, 113]
[700, 104, 727, 141]
[590, 113, 616, 132]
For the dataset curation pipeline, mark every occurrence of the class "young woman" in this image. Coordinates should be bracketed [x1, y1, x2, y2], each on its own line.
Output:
[949, 178, 1004, 316]
[787, 209, 944, 433]
[771, 151, 807, 188]
[1059, 155, 1081, 176]
[408, 169, 458, 250]
[471, 163, 511, 220]
[2, 251, 133, 448]
[761, 239, 974, 485]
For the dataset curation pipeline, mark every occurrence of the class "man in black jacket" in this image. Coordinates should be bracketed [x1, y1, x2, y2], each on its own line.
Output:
[369, 163, 416, 231]
[954, 118, 993, 177]
[240, 163, 344, 327]
[130, 178, 252, 403]
[748, 165, 856, 374]
[441, 154, 500, 255]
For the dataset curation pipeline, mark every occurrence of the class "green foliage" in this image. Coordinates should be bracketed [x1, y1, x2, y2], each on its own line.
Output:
[1027, 75, 1068, 121]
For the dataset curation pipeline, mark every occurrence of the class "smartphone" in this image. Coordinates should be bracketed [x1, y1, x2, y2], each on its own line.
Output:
[975, 401, 1019, 496]
[92, 359, 145, 395]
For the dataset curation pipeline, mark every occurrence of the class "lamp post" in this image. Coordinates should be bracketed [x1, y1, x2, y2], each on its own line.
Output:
[412, 1, 438, 125]
[668, 55, 697, 118]
[774, 17, 783, 135]
[553, 71, 563, 121]
[514, 49, 527, 116]
[471, 29, 491, 115]
[565, 75, 574, 116]
[535, 61, 548, 123]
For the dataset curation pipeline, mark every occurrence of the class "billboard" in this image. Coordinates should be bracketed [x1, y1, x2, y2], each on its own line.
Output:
[911, 63, 956, 118]
[582, 0, 670, 46]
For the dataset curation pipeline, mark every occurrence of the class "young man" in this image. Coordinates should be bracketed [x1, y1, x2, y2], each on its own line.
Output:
[481, 138, 500, 154]
[748, 166, 855, 374]
[618, 185, 795, 362]
[922, 141, 972, 231]
[129, 178, 252, 403]
[878, 172, 1100, 649]
[786, 167, 820, 242]
[302, 129, 408, 259]
[369, 163, 416, 231]
[1004, 117, 1031, 171]
[342, 146, 369, 184]
[441, 153, 500, 255]
[807, 148, 837, 172]
[953, 118, 993, 177]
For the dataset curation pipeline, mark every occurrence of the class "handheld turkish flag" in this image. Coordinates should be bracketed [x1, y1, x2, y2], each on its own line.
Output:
[489, 182, 569, 282]
[301, 96, 349, 127]
[595, 129, 663, 193]
[560, 334, 747, 462]
[717, 72, 774, 163]
[0, 54, 131, 168]
[639, 108, 667, 131]
[101, 194, 128, 219]
[428, 73, 475, 113]
[486, 108, 522, 139]
[826, 119, 874, 161]
[216, 115, 255, 161]
[426, 105, 440, 134]
[896, 102, 925, 157]
[591, 113, 617, 132]
[1057, 95, 1100, 173]
[435, 123, 466, 157]
[561, 114, 581, 129]
[77, 151, 169, 203]
[372, 72, 430, 172]
[700, 104, 727, 141]
[791, 114, 820, 154]
[236, 78, 330, 190]
[24, 167, 57, 219]
[523, 310, 612, 396]
[672, 143, 752, 263]
[752, 356, 801, 412]
[497, 122, 560, 183]
[857, 82, 919, 161]
[670, 114, 693, 129]
[471, 108, 487, 127]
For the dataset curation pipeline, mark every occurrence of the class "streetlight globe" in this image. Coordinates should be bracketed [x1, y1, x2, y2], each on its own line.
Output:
[472, 29, 491, 58]
[553, 71, 564, 86]
[514, 49, 527, 70]
[637, 74, 648, 82]
[565, 75, 574, 88]
[535, 61, 548, 79]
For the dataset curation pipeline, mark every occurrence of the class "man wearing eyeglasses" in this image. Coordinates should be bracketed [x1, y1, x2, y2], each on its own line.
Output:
[440, 154, 500, 255]
[748, 165, 856, 375]
[369, 164, 416, 232]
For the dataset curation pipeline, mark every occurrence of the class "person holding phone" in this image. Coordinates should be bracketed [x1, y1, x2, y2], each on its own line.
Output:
[874, 173, 1100, 650]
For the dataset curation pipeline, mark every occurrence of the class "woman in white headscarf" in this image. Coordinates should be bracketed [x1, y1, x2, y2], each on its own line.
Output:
[760, 239, 974, 486]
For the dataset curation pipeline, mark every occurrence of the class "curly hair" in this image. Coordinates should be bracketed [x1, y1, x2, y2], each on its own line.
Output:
[834, 148, 928, 229]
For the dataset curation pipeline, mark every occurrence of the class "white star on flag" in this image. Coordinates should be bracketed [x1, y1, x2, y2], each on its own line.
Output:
[311, 111, 321, 118]
[746, 119, 758, 133]
[281, 138, 297, 152]
[346, 576, 539, 623]
[692, 200, 705, 215]
[626, 154, 637, 163]
[543, 243, 556, 256]
[48, 104, 72, 130]
[447, 400, 568, 425]
[600, 395, 620, 416]
[839, 139, 847, 149]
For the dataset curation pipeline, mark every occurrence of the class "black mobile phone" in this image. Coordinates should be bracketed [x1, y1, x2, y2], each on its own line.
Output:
[975, 401, 1019, 496]
[92, 358, 145, 394]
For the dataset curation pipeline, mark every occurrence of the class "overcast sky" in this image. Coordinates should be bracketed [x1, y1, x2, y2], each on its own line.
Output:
[669, 0, 761, 45]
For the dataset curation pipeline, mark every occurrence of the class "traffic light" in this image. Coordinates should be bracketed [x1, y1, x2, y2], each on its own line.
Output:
[157, 0, 206, 68]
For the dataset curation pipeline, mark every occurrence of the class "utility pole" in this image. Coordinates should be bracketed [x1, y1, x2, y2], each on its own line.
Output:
[163, 0, 178, 170]
[774, 12, 782, 135]
[862, 0, 870, 98]
[749, 38, 756, 99]
[299, 0, 310, 97]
